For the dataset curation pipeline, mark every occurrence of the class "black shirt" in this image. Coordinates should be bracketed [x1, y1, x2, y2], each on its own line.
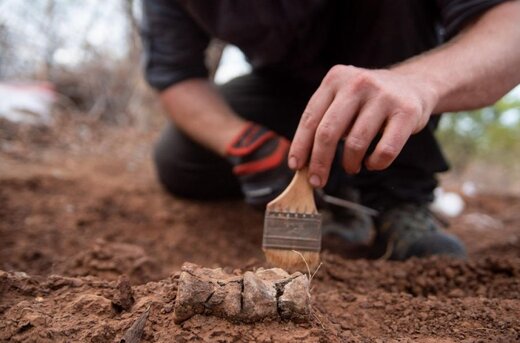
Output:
[141, 0, 507, 91]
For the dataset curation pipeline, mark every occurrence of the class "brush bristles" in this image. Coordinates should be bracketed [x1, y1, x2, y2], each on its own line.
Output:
[264, 248, 320, 272]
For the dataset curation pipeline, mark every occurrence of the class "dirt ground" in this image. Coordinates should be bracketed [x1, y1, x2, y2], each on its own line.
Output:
[0, 120, 519, 342]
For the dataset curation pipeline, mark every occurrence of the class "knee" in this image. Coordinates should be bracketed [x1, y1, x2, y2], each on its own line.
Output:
[153, 139, 187, 197]
[153, 124, 200, 198]
[152, 125, 241, 200]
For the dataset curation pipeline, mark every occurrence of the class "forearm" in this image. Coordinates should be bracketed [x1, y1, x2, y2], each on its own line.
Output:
[160, 79, 246, 156]
[393, 0, 520, 113]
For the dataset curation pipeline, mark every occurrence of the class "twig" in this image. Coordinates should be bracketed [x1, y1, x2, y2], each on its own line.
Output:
[120, 306, 150, 343]
[291, 250, 323, 285]
[290, 250, 329, 332]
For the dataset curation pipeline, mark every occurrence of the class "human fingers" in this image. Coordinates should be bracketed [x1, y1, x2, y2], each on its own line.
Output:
[364, 113, 414, 171]
[342, 99, 388, 174]
[308, 96, 359, 187]
[288, 86, 334, 171]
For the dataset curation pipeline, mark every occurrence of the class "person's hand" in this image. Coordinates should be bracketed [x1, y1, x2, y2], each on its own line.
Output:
[288, 65, 439, 188]
[226, 122, 292, 206]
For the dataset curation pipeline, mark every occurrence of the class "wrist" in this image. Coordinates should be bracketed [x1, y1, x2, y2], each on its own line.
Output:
[215, 118, 250, 156]
[392, 64, 443, 115]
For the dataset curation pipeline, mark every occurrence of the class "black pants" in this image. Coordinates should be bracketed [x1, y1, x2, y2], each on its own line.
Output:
[154, 72, 449, 210]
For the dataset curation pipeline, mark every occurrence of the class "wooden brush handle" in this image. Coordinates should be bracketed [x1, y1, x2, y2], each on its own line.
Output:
[267, 167, 317, 213]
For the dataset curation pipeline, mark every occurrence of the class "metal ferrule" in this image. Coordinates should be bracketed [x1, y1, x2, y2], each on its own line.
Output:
[263, 211, 322, 252]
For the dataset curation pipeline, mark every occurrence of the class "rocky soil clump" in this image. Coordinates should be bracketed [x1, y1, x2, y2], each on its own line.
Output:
[174, 263, 311, 323]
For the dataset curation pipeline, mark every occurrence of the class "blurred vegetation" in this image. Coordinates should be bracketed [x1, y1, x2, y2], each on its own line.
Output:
[1, 1, 519, 159]
[437, 96, 520, 173]
[0, 0, 161, 128]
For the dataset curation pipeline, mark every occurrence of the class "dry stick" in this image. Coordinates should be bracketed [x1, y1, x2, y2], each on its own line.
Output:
[120, 306, 150, 343]
[292, 250, 323, 289]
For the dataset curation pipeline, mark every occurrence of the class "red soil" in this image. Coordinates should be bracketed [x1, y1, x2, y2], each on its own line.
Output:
[1, 122, 518, 342]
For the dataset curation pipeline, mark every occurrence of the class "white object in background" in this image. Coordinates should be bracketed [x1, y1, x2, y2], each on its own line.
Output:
[461, 181, 477, 197]
[461, 213, 503, 231]
[214, 45, 252, 85]
[0, 82, 56, 125]
[431, 187, 465, 217]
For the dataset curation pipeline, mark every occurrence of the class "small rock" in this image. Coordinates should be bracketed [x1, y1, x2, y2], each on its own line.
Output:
[173, 269, 215, 323]
[20, 311, 46, 328]
[278, 274, 310, 322]
[173, 263, 242, 323]
[111, 275, 134, 312]
[72, 294, 112, 315]
[205, 277, 242, 320]
[46, 275, 84, 290]
[162, 304, 174, 314]
[241, 271, 278, 321]
[341, 293, 357, 303]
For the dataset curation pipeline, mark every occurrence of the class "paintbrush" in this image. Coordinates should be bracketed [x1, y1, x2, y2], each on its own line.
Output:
[263, 167, 322, 271]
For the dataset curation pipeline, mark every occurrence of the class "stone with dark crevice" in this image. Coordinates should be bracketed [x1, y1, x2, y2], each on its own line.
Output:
[241, 270, 281, 321]
[278, 274, 311, 322]
[173, 263, 310, 324]
[173, 263, 242, 323]
[111, 275, 135, 313]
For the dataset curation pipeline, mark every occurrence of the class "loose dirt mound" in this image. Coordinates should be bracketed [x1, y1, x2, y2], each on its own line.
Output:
[1, 124, 519, 342]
